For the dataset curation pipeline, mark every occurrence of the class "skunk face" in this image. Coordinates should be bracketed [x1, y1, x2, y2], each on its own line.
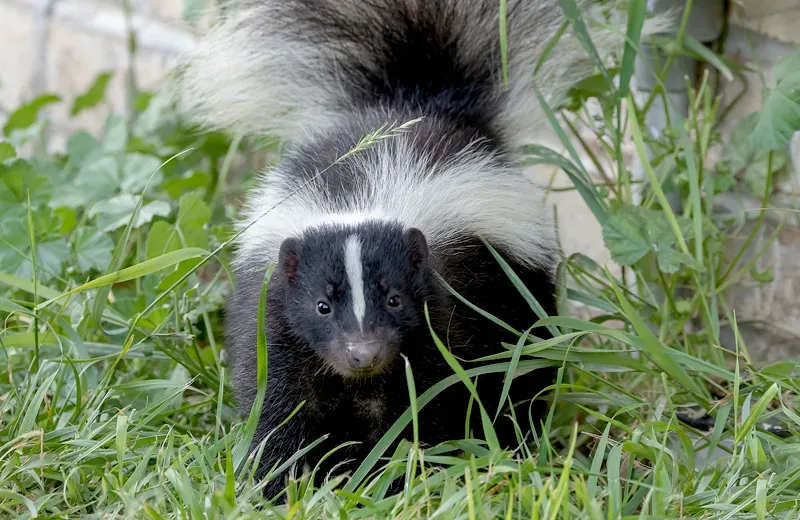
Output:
[276, 220, 432, 378]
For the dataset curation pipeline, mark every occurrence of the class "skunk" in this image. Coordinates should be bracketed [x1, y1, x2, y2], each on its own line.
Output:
[179, 0, 670, 499]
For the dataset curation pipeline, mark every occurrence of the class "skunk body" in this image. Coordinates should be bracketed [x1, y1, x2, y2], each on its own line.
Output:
[179, 0, 670, 499]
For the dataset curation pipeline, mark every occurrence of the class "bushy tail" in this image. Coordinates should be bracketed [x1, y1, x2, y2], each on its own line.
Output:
[178, 0, 672, 145]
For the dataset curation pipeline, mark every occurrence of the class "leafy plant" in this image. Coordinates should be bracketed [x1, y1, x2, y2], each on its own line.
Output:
[1, 0, 799, 518]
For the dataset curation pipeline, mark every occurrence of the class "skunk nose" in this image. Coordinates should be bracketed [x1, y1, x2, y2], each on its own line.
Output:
[346, 343, 381, 369]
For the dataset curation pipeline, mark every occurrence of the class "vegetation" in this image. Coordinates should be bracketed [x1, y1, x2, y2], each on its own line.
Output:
[1, 1, 800, 518]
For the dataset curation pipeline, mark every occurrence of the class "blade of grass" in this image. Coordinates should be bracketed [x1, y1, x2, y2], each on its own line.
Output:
[17, 371, 58, 436]
[533, 89, 594, 183]
[521, 144, 609, 225]
[0, 490, 38, 517]
[233, 264, 274, 469]
[587, 422, 611, 498]
[434, 271, 520, 336]
[558, 0, 611, 84]
[0, 273, 61, 300]
[92, 149, 192, 325]
[534, 21, 569, 75]
[678, 123, 703, 265]
[116, 413, 128, 482]
[618, 0, 647, 99]
[494, 327, 532, 423]
[481, 238, 561, 338]
[342, 359, 556, 493]
[499, 0, 509, 86]
[26, 193, 39, 373]
[37, 248, 210, 309]
[628, 95, 690, 256]
[683, 35, 734, 82]
[402, 353, 420, 511]
[424, 303, 499, 452]
[604, 266, 707, 401]
[735, 383, 780, 444]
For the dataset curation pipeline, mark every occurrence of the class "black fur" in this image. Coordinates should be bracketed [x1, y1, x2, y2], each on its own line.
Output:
[221, 0, 560, 500]
[227, 205, 557, 500]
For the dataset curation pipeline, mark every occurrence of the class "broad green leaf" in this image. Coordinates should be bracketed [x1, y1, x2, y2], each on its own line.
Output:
[3, 94, 61, 136]
[722, 113, 759, 174]
[103, 113, 129, 153]
[142, 192, 213, 290]
[163, 170, 210, 199]
[120, 152, 164, 194]
[721, 113, 788, 196]
[0, 219, 67, 281]
[564, 71, 617, 110]
[71, 72, 114, 116]
[0, 159, 47, 203]
[146, 220, 181, 260]
[0, 141, 16, 162]
[72, 227, 114, 273]
[177, 191, 211, 250]
[145, 216, 204, 291]
[601, 208, 652, 265]
[35, 240, 70, 279]
[55, 207, 77, 234]
[744, 151, 786, 197]
[66, 131, 102, 168]
[156, 258, 203, 292]
[656, 247, 704, 274]
[88, 194, 171, 232]
[603, 206, 702, 273]
[750, 47, 800, 150]
[62, 156, 121, 208]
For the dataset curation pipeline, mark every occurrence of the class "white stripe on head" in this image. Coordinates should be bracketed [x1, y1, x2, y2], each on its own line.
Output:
[344, 234, 366, 330]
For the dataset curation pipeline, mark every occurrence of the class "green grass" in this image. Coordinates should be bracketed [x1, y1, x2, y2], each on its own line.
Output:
[2, 4, 800, 519]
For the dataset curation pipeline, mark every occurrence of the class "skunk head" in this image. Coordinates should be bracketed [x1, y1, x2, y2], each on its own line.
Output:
[276, 220, 433, 378]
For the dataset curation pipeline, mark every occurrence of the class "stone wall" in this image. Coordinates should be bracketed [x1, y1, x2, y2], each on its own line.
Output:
[0, 0, 199, 150]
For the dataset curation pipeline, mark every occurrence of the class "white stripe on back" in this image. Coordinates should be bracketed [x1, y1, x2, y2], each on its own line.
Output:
[344, 235, 366, 330]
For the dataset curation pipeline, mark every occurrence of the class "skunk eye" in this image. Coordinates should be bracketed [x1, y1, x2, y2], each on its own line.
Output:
[317, 301, 331, 315]
[387, 295, 402, 308]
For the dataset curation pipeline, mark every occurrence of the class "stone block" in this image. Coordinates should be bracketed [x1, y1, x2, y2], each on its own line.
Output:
[526, 163, 613, 267]
[0, 3, 37, 117]
[52, 0, 195, 53]
[732, 0, 800, 44]
[719, 215, 800, 365]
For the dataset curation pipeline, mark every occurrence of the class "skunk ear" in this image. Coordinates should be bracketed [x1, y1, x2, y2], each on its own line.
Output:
[404, 228, 428, 269]
[278, 237, 302, 284]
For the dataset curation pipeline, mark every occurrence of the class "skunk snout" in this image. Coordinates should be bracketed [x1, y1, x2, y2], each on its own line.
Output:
[339, 330, 398, 376]
[346, 343, 382, 370]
